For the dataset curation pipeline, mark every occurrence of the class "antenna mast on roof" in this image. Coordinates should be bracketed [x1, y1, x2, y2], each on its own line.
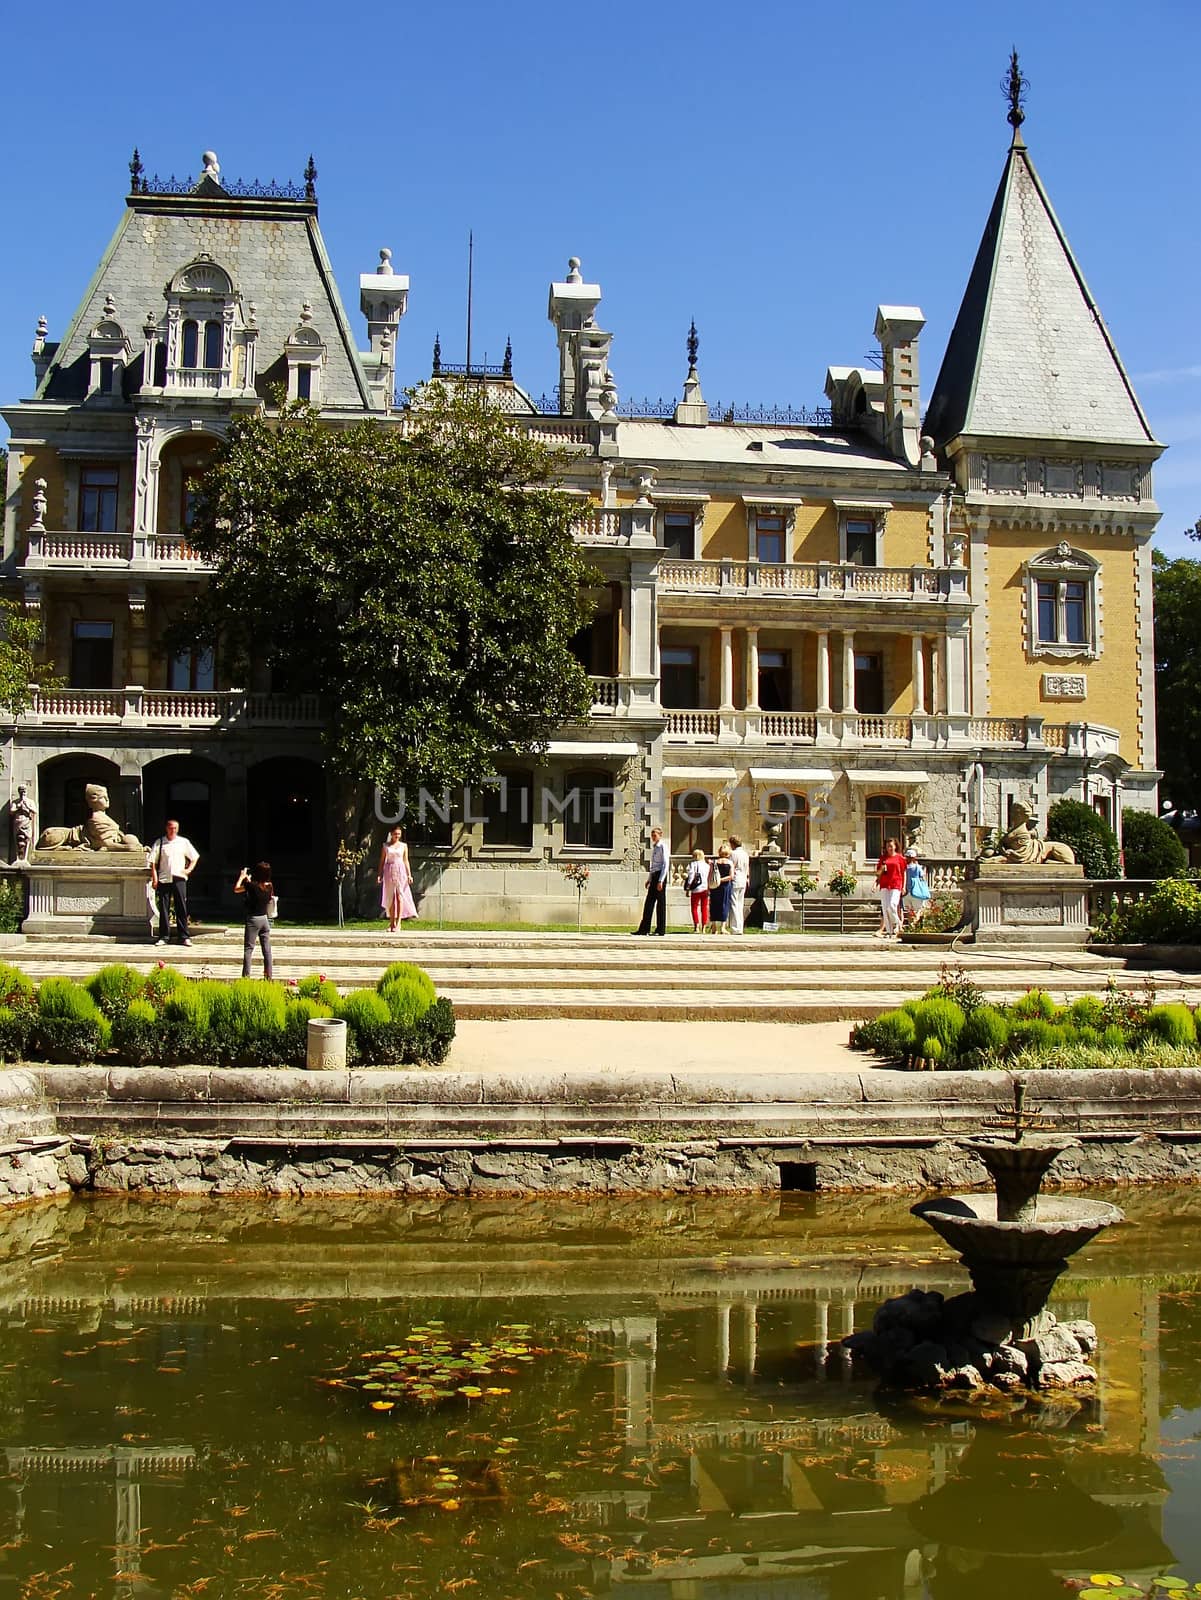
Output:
[465, 230, 474, 377]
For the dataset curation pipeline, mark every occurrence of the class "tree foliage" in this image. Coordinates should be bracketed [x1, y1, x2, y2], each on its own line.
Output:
[1046, 797, 1121, 878]
[1153, 532, 1201, 807]
[178, 389, 594, 798]
[1120, 806, 1187, 880]
[0, 452, 48, 726]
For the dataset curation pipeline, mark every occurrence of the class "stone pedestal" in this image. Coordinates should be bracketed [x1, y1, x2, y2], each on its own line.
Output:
[965, 860, 1090, 946]
[21, 854, 151, 938]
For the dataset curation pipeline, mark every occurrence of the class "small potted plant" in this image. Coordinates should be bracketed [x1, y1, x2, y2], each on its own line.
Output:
[561, 861, 591, 932]
[828, 864, 858, 934]
[762, 872, 791, 932]
[792, 863, 817, 933]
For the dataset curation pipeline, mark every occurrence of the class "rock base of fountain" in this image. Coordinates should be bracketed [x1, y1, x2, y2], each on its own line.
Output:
[845, 1287, 1099, 1393]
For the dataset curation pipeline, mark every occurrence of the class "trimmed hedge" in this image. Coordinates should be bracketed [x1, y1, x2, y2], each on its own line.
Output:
[1047, 798, 1122, 879]
[0, 962, 454, 1069]
[1121, 808, 1188, 881]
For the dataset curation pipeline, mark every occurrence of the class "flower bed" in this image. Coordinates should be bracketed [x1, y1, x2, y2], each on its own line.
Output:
[850, 963, 1193, 1070]
[0, 961, 455, 1069]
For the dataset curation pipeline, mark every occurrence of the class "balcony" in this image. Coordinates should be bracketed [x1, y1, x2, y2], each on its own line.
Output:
[13, 688, 323, 731]
[662, 709, 1112, 753]
[588, 675, 660, 718]
[658, 558, 969, 603]
[571, 506, 655, 547]
[21, 531, 212, 575]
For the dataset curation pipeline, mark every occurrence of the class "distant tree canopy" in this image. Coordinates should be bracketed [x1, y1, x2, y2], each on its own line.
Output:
[0, 454, 52, 727]
[1153, 525, 1201, 808]
[177, 389, 595, 802]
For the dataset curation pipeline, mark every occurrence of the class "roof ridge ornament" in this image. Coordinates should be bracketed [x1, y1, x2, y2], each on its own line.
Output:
[1003, 48, 1029, 146]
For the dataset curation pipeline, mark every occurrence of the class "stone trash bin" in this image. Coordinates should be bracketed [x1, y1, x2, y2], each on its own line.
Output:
[305, 1017, 348, 1071]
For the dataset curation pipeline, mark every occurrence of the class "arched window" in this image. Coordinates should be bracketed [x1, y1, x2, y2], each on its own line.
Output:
[562, 771, 615, 851]
[766, 791, 810, 860]
[203, 319, 222, 369]
[865, 793, 912, 859]
[671, 789, 714, 858]
[180, 320, 199, 368]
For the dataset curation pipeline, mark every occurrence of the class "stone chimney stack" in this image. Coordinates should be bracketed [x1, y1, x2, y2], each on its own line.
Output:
[547, 258, 610, 418]
[874, 305, 925, 466]
[360, 248, 409, 409]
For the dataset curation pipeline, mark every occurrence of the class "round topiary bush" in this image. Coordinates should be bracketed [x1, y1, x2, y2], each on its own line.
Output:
[298, 974, 341, 1007]
[1011, 988, 1058, 1021]
[0, 963, 35, 1012]
[1144, 1003, 1197, 1048]
[959, 1004, 1010, 1056]
[1069, 995, 1106, 1029]
[910, 997, 966, 1055]
[1121, 808, 1188, 881]
[35, 978, 109, 1063]
[377, 963, 436, 1009]
[1100, 1023, 1128, 1052]
[378, 977, 433, 1028]
[851, 1009, 917, 1058]
[1046, 798, 1121, 878]
[85, 963, 145, 1020]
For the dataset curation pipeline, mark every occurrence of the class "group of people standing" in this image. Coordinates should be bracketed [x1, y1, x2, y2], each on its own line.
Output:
[635, 827, 752, 936]
[875, 838, 931, 937]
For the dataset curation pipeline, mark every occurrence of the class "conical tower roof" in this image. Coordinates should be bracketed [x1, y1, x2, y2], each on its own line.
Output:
[926, 132, 1158, 451]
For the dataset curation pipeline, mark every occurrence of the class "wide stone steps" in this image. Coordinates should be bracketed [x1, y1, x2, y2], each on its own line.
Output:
[6, 931, 1195, 1020]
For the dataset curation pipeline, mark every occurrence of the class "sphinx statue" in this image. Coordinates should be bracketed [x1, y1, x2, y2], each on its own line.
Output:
[997, 802, 1076, 866]
[36, 783, 142, 854]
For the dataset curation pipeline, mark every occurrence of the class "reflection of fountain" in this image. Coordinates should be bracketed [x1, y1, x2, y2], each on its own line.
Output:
[848, 1081, 1124, 1391]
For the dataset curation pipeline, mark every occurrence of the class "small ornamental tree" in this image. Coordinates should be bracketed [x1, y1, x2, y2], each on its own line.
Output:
[175, 389, 595, 805]
[1046, 798, 1122, 879]
[1121, 807, 1188, 880]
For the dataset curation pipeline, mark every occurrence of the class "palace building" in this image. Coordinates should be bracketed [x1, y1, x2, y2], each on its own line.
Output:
[0, 92, 1163, 925]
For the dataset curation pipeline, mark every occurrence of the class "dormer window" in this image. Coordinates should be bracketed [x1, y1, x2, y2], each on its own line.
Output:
[285, 303, 326, 404]
[1026, 543, 1100, 659]
[145, 255, 258, 395]
[86, 295, 131, 401]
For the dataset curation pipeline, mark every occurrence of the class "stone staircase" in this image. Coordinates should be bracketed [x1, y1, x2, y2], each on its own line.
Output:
[9, 929, 1198, 1022]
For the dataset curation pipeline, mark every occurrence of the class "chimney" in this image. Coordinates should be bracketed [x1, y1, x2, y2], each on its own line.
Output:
[360, 248, 409, 409]
[874, 305, 925, 466]
[547, 258, 608, 418]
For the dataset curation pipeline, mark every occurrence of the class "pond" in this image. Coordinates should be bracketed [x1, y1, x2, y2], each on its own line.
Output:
[0, 1187, 1199, 1598]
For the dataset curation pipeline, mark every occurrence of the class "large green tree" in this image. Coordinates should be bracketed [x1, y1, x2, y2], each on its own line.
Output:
[179, 388, 594, 801]
[0, 453, 51, 720]
[1153, 525, 1201, 807]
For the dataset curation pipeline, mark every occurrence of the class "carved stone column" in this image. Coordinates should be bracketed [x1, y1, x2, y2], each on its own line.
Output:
[842, 633, 856, 714]
[719, 626, 734, 713]
[745, 626, 760, 711]
[816, 630, 831, 713]
[911, 634, 927, 714]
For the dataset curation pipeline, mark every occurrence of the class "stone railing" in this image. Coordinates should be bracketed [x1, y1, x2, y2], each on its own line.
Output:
[23, 531, 213, 572]
[661, 709, 1113, 753]
[658, 558, 966, 601]
[1087, 879, 1156, 919]
[13, 687, 323, 730]
[164, 367, 230, 390]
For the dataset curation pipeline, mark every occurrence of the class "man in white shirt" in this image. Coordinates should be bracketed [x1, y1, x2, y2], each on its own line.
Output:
[727, 834, 751, 934]
[150, 818, 200, 946]
[634, 825, 669, 936]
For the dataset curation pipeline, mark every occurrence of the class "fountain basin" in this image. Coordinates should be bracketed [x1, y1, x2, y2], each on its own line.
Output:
[912, 1194, 1123, 1264]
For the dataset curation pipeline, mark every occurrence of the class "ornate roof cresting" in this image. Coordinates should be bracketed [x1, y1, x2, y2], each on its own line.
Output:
[1003, 48, 1029, 134]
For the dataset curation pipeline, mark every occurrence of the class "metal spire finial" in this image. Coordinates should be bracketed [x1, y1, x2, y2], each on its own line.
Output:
[129, 148, 144, 192]
[304, 154, 317, 200]
[687, 319, 699, 372]
[432, 332, 442, 376]
[502, 336, 513, 378]
[1003, 48, 1029, 134]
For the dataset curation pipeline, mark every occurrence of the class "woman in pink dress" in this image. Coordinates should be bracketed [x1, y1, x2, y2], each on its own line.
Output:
[377, 825, 418, 931]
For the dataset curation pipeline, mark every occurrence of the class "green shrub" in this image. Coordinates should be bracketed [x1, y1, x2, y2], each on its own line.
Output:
[0, 879, 23, 934]
[910, 997, 966, 1054]
[901, 998, 924, 1018]
[1144, 1003, 1197, 1048]
[959, 1004, 1010, 1056]
[1075, 1025, 1103, 1049]
[408, 997, 456, 1065]
[159, 983, 212, 1066]
[1069, 995, 1106, 1029]
[378, 977, 433, 1028]
[297, 974, 341, 1006]
[86, 963, 146, 1020]
[112, 999, 160, 1067]
[1046, 798, 1122, 879]
[0, 964, 35, 1011]
[377, 963, 436, 1008]
[923, 1037, 945, 1064]
[1121, 808, 1188, 880]
[1005, 1019, 1064, 1055]
[217, 980, 289, 1067]
[851, 1010, 917, 1057]
[335, 989, 394, 1063]
[36, 981, 109, 1063]
[1101, 1023, 1129, 1052]
[142, 964, 189, 1008]
[0, 1006, 32, 1062]
[1109, 878, 1201, 945]
[38, 977, 102, 1023]
[1011, 988, 1058, 1021]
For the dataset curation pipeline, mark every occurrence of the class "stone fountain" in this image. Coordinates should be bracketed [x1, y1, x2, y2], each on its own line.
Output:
[846, 1081, 1124, 1392]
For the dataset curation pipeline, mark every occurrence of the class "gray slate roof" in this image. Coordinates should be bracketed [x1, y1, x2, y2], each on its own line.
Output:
[925, 138, 1156, 449]
[39, 191, 371, 411]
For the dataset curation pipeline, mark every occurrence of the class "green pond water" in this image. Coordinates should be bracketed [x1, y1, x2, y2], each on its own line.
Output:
[0, 1188, 1199, 1599]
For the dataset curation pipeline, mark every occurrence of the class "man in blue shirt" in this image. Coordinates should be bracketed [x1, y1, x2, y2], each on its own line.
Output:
[634, 825, 669, 936]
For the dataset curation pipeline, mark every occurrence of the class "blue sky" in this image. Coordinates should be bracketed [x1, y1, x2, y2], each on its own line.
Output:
[3, 0, 1197, 552]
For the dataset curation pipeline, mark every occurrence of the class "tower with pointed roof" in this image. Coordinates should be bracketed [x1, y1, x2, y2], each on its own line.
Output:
[926, 54, 1162, 809]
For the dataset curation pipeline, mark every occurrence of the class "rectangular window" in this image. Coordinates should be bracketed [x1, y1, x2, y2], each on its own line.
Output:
[755, 513, 785, 565]
[70, 621, 114, 689]
[758, 648, 791, 712]
[483, 773, 533, 849]
[845, 518, 877, 565]
[562, 774, 615, 851]
[1036, 581, 1058, 643]
[1064, 582, 1087, 645]
[854, 652, 884, 715]
[671, 790, 714, 857]
[79, 465, 119, 533]
[661, 645, 699, 709]
[168, 647, 215, 691]
[662, 511, 695, 559]
[296, 365, 313, 401]
[1036, 576, 1091, 648]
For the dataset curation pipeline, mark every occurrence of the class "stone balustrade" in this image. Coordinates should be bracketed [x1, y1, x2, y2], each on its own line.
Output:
[661, 709, 1099, 750]
[13, 687, 323, 730]
[23, 531, 212, 573]
[658, 558, 967, 602]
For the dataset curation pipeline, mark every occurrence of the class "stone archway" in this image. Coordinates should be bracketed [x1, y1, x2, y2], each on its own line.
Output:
[246, 756, 328, 917]
[36, 754, 125, 838]
[141, 755, 228, 912]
